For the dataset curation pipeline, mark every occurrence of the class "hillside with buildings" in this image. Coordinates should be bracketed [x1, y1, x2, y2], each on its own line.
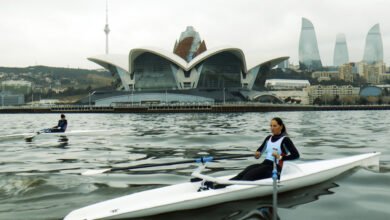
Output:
[0, 66, 113, 105]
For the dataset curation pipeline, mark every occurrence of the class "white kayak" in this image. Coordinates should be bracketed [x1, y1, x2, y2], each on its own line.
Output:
[0, 133, 35, 141]
[64, 152, 380, 220]
[38, 130, 109, 136]
[23, 129, 111, 141]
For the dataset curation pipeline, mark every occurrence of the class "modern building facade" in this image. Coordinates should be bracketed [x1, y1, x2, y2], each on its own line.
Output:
[1, 80, 32, 95]
[339, 63, 354, 82]
[363, 24, 384, 64]
[333, 33, 349, 67]
[307, 85, 360, 104]
[312, 71, 339, 82]
[299, 18, 322, 70]
[264, 79, 310, 90]
[87, 27, 288, 105]
[0, 92, 24, 106]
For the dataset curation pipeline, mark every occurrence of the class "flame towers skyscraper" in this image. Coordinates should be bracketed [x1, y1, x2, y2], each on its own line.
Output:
[362, 24, 383, 64]
[333, 33, 349, 67]
[299, 18, 322, 70]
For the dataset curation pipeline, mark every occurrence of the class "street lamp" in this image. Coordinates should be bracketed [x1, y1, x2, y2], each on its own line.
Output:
[131, 88, 134, 106]
[88, 91, 96, 109]
[223, 87, 226, 105]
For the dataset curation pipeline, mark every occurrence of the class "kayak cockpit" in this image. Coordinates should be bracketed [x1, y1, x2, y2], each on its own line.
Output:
[192, 161, 305, 186]
[280, 162, 304, 180]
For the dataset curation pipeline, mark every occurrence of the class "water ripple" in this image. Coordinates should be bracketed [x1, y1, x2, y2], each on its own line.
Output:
[0, 111, 389, 220]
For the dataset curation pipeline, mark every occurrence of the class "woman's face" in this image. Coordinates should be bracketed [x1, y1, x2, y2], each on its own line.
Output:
[270, 120, 283, 135]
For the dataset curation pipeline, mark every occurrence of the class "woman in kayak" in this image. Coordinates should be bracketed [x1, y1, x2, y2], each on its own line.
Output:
[205, 117, 299, 189]
[51, 114, 68, 132]
[39, 114, 68, 133]
[231, 117, 299, 181]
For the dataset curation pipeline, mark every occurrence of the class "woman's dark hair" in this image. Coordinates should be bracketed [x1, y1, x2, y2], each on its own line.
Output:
[272, 117, 287, 134]
[61, 114, 65, 118]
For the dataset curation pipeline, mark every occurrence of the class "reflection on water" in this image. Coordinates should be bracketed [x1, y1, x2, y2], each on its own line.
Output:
[133, 178, 339, 220]
[0, 112, 389, 220]
[238, 207, 279, 220]
[57, 135, 69, 149]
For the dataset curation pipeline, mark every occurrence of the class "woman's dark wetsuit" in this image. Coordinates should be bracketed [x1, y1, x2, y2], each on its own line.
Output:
[49, 119, 67, 133]
[230, 133, 299, 181]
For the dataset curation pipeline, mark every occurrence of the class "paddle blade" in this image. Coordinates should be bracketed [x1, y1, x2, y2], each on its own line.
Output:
[82, 168, 111, 176]
[24, 135, 36, 142]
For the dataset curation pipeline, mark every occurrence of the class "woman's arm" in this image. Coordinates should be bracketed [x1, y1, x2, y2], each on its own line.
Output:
[280, 137, 300, 160]
[256, 135, 271, 153]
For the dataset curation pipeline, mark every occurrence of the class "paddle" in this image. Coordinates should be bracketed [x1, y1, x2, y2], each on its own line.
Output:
[272, 157, 279, 220]
[82, 153, 254, 176]
[24, 132, 40, 142]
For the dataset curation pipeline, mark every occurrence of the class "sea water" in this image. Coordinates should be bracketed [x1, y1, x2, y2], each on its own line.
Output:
[0, 111, 389, 220]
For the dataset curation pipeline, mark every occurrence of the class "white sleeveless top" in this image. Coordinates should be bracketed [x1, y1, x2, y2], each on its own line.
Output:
[264, 136, 285, 163]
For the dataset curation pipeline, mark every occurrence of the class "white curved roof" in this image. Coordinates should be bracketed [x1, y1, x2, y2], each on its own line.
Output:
[248, 56, 289, 72]
[129, 47, 188, 73]
[129, 46, 248, 73]
[89, 48, 288, 75]
[188, 46, 247, 71]
[88, 54, 129, 71]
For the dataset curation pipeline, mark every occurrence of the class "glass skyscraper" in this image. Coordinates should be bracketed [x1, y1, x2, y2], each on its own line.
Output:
[333, 33, 349, 67]
[363, 24, 383, 64]
[299, 18, 322, 70]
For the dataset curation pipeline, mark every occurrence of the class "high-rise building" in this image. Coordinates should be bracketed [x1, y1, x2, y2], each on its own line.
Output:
[299, 18, 322, 70]
[363, 24, 383, 64]
[333, 34, 349, 67]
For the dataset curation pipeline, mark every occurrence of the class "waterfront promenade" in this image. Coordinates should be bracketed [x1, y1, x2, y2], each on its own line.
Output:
[1, 103, 390, 113]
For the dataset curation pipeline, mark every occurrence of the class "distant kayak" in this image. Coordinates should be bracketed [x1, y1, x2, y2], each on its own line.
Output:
[36, 129, 110, 136]
[0, 130, 113, 142]
[64, 152, 380, 220]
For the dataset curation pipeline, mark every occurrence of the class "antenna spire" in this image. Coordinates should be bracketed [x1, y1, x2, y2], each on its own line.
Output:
[104, 0, 110, 54]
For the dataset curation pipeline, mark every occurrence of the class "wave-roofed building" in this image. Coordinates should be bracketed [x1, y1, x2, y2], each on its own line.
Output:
[87, 26, 288, 105]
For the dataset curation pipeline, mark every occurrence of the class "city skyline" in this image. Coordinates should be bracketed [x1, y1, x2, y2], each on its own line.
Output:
[1, 0, 390, 69]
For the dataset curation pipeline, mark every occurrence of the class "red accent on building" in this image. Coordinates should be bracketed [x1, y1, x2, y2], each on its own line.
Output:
[194, 40, 207, 57]
[173, 37, 194, 60]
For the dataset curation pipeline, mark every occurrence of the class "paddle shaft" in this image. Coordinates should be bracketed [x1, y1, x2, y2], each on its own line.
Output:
[109, 154, 254, 172]
[272, 158, 278, 220]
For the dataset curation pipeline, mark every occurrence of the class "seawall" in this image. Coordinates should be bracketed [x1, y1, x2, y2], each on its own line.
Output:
[1, 104, 390, 113]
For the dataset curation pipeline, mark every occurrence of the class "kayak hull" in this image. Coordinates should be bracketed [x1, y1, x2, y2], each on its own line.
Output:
[64, 152, 380, 220]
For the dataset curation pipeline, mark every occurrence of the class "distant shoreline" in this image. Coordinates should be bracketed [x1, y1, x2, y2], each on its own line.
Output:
[1, 103, 390, 113]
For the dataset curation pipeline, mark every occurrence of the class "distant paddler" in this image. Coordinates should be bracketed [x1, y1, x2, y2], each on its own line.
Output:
[38, 114, 68, 134]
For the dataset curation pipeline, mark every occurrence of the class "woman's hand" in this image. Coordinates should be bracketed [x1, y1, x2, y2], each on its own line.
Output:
[272, 151, 280, 159]
[255, 151, 261, 159]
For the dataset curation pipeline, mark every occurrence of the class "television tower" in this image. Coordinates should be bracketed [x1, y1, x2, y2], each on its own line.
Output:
[104, 0, 110, 54]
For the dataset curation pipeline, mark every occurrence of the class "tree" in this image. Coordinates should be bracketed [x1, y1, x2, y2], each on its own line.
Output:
[367, 96, 379, 105]
[359, 96, 368, 105]
[333, 94, 341, 105]
[313, 97, 321, 105]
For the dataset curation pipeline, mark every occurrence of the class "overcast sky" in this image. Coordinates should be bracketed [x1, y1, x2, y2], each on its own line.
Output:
[1, 0, 389, 69]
